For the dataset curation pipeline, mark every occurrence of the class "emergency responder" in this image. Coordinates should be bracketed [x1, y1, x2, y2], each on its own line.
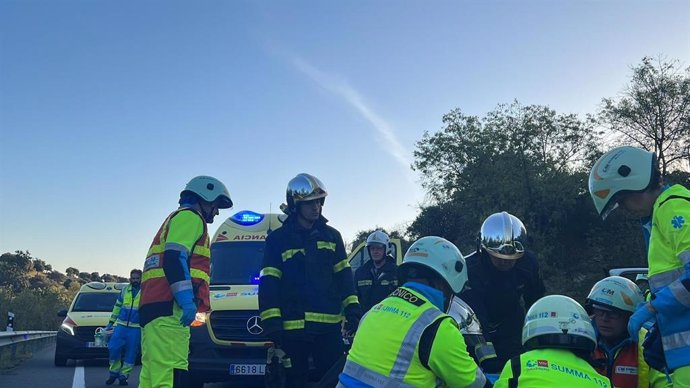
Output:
[635, 273, 651, 299]
[338, 236, 489, 388]
[460, 211, 545, 366]
[105, 269, 141, 386]
[589, 145, 690, 385]
[585, 276, 651, 388]
[138, 176, 232, 388]
[259, 173, 362, 387]
[354, 230, 398, 312]
[493, 295, 613, 388]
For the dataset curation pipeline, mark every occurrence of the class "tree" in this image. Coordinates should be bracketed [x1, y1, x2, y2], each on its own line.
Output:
[0, 251, 33, 292]
[601, 56, 690, 174]
[32, 259, 47, 272]
[90, 272, 101, 282]
[65, 267, 80, 277]
[410, 102, 646, 302]
[101, 273, 117, 282]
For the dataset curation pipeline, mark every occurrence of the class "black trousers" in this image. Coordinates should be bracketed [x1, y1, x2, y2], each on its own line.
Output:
[282, 331, 344, 388]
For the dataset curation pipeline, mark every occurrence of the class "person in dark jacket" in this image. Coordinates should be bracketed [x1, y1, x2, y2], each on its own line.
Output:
[259, 173, 362, 388]
[460, 211, 545, 367]
[354, 230, 398, 312]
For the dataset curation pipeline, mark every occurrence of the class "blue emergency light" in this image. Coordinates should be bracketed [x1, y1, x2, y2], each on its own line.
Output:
[230, 210, 265, 226]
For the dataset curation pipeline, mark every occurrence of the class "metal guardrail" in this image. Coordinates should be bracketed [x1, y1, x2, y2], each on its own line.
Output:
[0, 331, 56, 369]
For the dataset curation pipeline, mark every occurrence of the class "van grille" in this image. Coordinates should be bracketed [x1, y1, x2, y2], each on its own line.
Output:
[74, 326, 99, 342]
[209, 310, 267, 342]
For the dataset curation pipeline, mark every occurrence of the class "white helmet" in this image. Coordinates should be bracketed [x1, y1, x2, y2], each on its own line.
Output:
[589, 146, 657, 219]
[399, 236, 468, 294]
[181, 176, 233, 208]
[522, 295, 596, 353]
[585, 276, 644, 314]
[366, 230, 390, 248]
[480, 212, 526, 260]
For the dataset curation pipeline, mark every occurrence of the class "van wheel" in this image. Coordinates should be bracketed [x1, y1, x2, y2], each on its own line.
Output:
[54, 352, 68, 367]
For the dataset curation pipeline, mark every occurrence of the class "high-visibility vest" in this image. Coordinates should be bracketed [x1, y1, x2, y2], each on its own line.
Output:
[109, 285, 141, 328]
[343, 287, 485, 387]
[494, 348, 612, 388]
[140, 208, 210, 326]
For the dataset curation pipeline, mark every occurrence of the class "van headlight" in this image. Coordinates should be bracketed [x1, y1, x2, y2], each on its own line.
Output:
[60, 323, 75, 336]
[60, 317, 77, 335]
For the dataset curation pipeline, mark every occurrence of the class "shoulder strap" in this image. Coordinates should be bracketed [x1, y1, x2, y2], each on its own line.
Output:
[508, 355, 522, 388]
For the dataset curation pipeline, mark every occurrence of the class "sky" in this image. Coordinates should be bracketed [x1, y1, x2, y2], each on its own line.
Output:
[1, 0, 689, 277]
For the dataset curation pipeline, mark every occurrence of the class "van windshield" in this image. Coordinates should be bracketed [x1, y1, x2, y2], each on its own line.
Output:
[211, 241, 264, 285]
[72, 293, 119, 312]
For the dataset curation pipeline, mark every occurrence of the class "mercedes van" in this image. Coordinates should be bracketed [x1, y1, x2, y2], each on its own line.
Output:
[54, 281, 126, 366]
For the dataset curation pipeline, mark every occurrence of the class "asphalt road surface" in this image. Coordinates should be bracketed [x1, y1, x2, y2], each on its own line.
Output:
[0, 343, 261, 388]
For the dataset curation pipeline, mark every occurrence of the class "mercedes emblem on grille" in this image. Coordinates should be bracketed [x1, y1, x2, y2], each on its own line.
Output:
[246, 316, 263, 335]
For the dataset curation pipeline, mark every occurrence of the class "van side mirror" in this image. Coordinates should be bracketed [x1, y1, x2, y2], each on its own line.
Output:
[57, 309, 67, 317]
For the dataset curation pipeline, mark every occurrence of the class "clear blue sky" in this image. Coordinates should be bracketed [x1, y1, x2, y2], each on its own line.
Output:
[1, 1, 688, 277]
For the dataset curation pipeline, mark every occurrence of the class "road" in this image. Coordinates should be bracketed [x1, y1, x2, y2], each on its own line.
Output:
[0, 343, 251, 388]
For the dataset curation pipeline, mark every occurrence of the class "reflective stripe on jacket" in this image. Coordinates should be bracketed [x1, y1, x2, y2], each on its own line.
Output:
[140, 208, 210, 327]
[109, 285, 141, 328]
[494, 348, 612, 388]
[341, 286, 486, 388]
[354, 256, 398, 313]
[258, 215, 359, 335]
[647, 184, 690, 370]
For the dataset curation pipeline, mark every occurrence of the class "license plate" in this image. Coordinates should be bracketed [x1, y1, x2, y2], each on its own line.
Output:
[229, 364, 265, 375]
[87, 341, 107, 348]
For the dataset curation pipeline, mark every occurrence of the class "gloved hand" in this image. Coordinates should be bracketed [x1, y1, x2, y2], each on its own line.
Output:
[105, 322, 113, 331]
[179, 301, 197, 326]
[343, 312, 361, 335]
[267, 330, 283, 348]
[628, 302, 656, 341]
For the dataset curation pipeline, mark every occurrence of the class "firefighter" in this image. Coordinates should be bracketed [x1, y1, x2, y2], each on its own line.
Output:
[138, 176, 232, 388]
[354, 230, 398, 312]
[460, 211, 545, 366]
[339, 236, 489, 388]
[585, 276, 651, 387]
[590, 145, 690, 385]
[105, 269, 141, 386]
[259, 173, 362, 387]
[493, 295, 613, 388]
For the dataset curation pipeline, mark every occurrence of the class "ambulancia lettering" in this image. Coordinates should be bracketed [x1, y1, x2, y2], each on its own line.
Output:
[233, 235, 267, 241]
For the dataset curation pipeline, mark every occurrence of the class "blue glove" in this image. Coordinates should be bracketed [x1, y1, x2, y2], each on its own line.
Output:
[628, 302, 656, 341]
[105, 322, 113, 331]
[180, 301, 197, 326]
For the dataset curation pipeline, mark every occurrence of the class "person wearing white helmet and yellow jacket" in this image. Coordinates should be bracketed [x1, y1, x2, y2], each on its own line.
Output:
[139, 176, 233, 388]
[494, 295, 612, 388]
[590, 146, 690, 386]
[586, 276, 654, 388]
[338, 236, 489, 388]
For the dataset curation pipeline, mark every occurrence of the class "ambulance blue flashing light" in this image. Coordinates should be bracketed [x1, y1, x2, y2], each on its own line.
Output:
[231, 211, 265, 226]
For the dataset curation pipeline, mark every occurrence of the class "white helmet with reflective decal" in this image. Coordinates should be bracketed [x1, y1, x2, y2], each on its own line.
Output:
[399, 236, 468, 294]
[585, 276, 644, 314]
[522, 295, 596, 353]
